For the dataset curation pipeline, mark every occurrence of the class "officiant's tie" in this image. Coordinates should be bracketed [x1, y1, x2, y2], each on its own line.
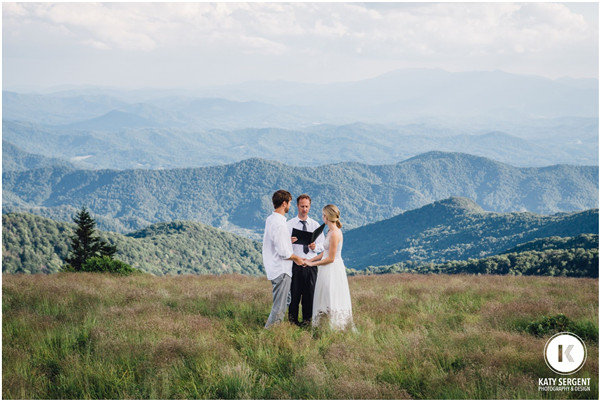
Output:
[300, 220, 309, 254]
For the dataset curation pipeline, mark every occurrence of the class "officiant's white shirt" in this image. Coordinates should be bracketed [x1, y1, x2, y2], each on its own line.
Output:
[262, 212, 294, 280]
[287, 216, 325, 260]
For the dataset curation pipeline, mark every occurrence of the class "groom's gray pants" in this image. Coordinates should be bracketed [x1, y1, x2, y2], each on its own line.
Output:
[265, 273, 292, 328]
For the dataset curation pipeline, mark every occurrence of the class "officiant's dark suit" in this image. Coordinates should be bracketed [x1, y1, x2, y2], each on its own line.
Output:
[287, 194, 325, 326]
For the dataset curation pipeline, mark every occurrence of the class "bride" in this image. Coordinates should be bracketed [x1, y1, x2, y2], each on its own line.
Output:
[303, 204, 354, 331]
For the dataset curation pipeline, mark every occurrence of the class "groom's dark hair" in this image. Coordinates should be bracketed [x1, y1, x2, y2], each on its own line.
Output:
[272, 190, 292, 209]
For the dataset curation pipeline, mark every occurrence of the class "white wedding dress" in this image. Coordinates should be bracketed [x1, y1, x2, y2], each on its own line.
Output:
[312, 231, 354, 330]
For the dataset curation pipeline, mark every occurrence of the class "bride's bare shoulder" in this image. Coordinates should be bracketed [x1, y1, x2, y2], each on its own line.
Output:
[329, 228, 342, 240]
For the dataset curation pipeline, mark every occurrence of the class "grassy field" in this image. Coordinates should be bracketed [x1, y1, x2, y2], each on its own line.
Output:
[2, 272, 598, 399]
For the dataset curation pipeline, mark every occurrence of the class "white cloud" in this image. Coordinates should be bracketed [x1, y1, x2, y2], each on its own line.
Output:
[3, 2, 28, 17]
[81, 39, 110, 51]
[3, 2, 594, 55]
[239, 35, 287, 55]
[2, 2, 597, 88]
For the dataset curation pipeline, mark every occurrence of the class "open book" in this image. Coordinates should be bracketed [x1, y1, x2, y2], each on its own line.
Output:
[291, 223, 326, 245]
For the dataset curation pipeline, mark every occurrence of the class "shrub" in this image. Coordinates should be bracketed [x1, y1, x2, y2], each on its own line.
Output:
[79, 256, 139, 276]
[525, 314, 598, 342]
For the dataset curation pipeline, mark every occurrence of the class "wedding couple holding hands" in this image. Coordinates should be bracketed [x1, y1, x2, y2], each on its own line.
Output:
[263, 190, 354, 331]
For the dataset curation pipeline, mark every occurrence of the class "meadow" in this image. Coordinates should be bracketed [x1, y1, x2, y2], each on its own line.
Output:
[2, 272, 598, 399]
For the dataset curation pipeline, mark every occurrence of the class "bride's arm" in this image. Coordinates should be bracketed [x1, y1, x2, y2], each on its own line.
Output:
[307, 232, 340, 266]
[308, 253, 324, 263]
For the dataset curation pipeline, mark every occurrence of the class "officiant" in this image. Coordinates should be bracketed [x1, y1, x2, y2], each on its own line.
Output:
[287, 194, 325, 326]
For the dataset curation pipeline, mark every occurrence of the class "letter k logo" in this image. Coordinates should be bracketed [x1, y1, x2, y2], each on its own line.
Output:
[545, 333, 587, 375]
[558, 344, 575, 363]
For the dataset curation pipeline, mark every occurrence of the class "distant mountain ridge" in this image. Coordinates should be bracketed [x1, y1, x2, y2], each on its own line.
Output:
[5, 69, 597, 128]
[2, 140, 73, 172]
[3, 152, 597, 236]
[4, 117, 597, 169]
[3, 69, 598, 170]
[171, 68, 600, 123]
[64, 110, 159, 130]
[343, 197, 599, 269]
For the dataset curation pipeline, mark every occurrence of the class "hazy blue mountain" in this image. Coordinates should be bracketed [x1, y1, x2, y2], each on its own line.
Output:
[3, 119, 597, 169]
[2, 213, 263, 275]
[2, 141, 73, 172]
[64, 110, 162, 130]
[148, 96, 313, 129]
[342, 197, 599, 269]
[3, 91, 314, 130]
[190, 69, 599, 123]
[2, 91, 128, 125]
[3, 153, 597, 237]
[4, 69, 597, 129]
[3, 120, 203, 170]
[3, 68, 597, 170]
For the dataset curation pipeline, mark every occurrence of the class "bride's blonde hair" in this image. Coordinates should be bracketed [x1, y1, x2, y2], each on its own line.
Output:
[323, 204, 342, 229]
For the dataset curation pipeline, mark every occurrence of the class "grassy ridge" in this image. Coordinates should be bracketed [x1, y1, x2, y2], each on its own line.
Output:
[2, 273, 598, 399]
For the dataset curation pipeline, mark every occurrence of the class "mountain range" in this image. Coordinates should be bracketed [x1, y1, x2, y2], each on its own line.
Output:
[2, 140, 73, 172]
[4, 68, 597, 278]
[5, 69, 597, 128]
[3, 198, 597, 276]
[3, 68, 598, 170]
[343, 197, 598, 269]
[3, 119, 598, 170]
[3, 152, 597, 237]
[193, 69, 598, 124]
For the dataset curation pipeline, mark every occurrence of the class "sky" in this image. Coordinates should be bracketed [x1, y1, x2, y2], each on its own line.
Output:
[2, 1, 599, 90]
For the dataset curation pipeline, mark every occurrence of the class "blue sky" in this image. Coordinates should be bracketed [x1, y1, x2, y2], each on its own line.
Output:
[2, 2, 598, 90]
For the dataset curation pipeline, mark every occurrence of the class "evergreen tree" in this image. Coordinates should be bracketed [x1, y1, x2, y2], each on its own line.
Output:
[65, 207, 116, 271]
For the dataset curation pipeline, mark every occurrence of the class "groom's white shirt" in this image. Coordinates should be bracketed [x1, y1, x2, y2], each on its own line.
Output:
[262, 212, 294, 280]
[287, 216, 325, 259]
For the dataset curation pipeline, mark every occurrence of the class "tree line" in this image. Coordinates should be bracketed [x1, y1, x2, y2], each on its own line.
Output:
[2, 211, 264, 275]
[351, 247, 598, 278]
[3, 211, 597, 278]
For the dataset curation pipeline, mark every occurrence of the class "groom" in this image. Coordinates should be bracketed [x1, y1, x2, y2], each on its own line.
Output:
[263, 190, 305, 328]
[287, 194, 325, 326]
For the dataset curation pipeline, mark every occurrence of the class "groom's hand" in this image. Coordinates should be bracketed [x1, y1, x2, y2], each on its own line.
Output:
[291, 237, 298, 243]
[309, 242, 316, 250]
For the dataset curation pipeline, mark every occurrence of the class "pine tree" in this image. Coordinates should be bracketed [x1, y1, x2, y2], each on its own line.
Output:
[65, 207, 117, 271]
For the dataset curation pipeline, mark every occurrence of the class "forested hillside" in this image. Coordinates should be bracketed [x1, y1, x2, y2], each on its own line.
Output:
[501, 234, 599, 254]
[353, 245, 598, 278]
[3, 152, 597, 236]
[2, 213, 263, 275]
[2, 140, 73, 172]
[4, 202, 598, 277]
[343, 198, 599, 269]
[4, 119, 599, 169]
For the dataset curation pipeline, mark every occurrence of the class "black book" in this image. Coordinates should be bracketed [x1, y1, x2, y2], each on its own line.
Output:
[291, 223, 326, 246]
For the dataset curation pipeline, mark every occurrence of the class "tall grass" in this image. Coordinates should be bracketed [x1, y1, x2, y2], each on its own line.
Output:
[3, 273, 598, 399]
